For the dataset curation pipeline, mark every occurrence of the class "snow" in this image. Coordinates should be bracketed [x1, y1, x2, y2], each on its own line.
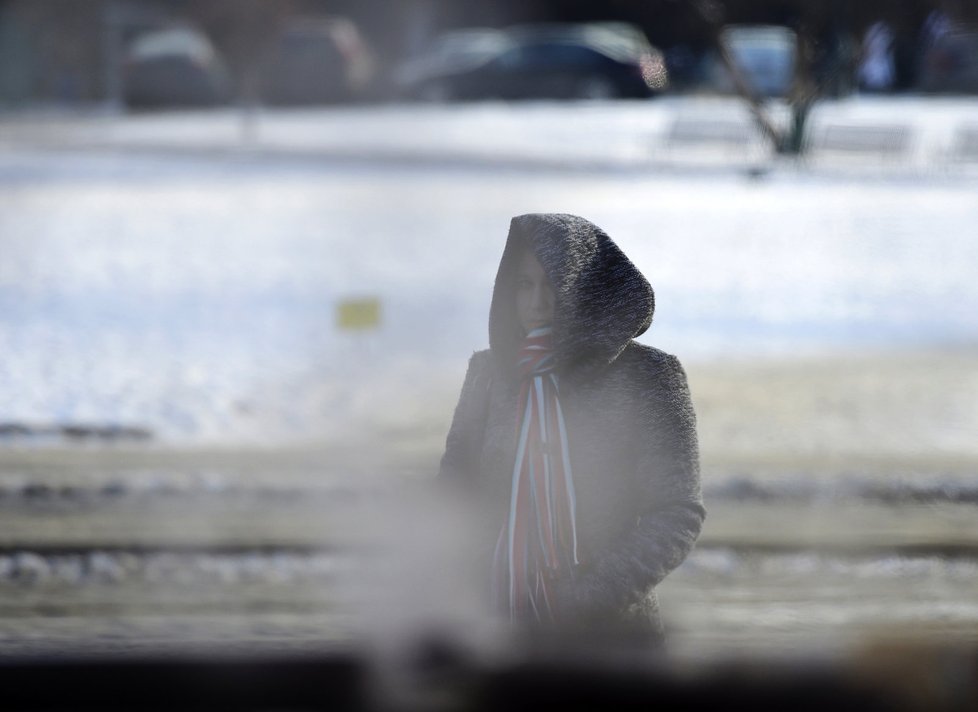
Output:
[1, 98, 976, 444]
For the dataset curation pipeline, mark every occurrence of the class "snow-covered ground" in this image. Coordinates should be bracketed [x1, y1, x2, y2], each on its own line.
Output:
[1, 98, 977, 447]
[3, 95, 978, 173]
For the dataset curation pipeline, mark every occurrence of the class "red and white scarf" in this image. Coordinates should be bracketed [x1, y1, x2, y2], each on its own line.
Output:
[492, 326, 579, 621]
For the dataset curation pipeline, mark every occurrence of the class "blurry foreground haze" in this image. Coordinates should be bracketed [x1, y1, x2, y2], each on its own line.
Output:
[1, 1, 977, 704]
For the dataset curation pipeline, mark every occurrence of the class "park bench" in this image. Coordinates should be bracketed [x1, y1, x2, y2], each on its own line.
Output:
[666, 116, 757, 147]
[949, 124, 978, 163]
[810, 123, 911, 156]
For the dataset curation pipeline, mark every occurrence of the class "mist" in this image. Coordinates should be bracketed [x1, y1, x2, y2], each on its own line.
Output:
[2, 0, 978, 709]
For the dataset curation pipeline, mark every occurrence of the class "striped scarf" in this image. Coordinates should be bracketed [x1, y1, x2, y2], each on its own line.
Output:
[492, 326, 579, 621]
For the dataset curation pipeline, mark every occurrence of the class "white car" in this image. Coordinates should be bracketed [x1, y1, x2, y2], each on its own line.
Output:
[710, 24, 797, 98]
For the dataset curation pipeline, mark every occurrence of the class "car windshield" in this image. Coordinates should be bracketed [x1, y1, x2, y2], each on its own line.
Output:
[129, 27, 216, 62]
[429, 31, 510, 63]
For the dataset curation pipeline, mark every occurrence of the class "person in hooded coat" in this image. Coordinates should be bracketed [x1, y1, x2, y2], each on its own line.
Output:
[439, 213, 704, 641]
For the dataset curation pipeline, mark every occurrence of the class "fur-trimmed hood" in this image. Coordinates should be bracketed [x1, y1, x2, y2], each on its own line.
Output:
[488, 213, 655, 379]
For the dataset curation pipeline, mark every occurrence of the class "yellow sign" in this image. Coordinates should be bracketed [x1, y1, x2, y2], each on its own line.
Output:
[336, 297, 382, 331]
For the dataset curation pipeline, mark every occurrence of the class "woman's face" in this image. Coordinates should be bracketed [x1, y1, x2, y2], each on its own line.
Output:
[515, 250, 555, 335]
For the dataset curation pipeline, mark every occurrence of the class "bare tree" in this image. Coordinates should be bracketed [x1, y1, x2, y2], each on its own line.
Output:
[691, 0, 860, 156]
[694, 0, 787, 154]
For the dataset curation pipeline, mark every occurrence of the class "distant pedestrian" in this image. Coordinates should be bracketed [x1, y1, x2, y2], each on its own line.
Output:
[858, 20, 896, 92]
[439, 213, 704, 643]
[920, 6, 952, 52]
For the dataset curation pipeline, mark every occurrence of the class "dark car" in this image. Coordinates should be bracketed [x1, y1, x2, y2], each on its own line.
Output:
[395, 22, 668, 102]
[391, 28, 512, 101]
[122, 26, 231, 109]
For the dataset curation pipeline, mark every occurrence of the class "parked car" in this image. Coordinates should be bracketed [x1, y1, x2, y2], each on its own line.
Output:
[918, 30, 978, 94]
[122, 26, 231, 109]
[394, 22, 668, 102]
[708, 24, 797, 98]
[392, 28, 513, 101]
[663, 44, 714, 91]
[260, 16, 375, 105]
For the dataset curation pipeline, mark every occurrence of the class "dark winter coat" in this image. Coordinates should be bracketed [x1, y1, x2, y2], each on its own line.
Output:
[439, 213, 704, 637]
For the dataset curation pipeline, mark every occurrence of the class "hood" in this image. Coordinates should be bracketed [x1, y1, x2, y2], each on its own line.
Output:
[488, 213, 655, 379]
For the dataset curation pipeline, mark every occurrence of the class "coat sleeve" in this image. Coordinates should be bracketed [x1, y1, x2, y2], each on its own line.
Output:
[438, 350, 492, 486]
[559, 353, 705, 615]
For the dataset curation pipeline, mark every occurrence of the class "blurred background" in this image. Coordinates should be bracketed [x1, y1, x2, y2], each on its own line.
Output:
[1, 0, 978, 705]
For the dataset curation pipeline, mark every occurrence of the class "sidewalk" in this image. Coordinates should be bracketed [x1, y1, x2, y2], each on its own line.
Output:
[1, 95, 977, 175]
